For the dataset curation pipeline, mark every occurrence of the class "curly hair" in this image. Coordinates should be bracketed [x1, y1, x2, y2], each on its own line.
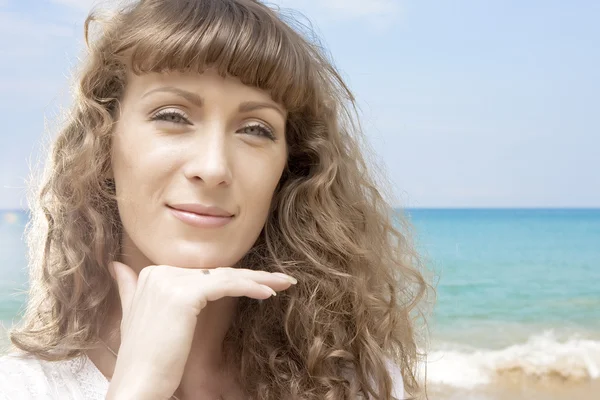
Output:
[8, 0, 435, 399]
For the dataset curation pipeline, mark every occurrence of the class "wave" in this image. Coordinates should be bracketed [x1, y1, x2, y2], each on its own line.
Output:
[425, 331, 600, 388]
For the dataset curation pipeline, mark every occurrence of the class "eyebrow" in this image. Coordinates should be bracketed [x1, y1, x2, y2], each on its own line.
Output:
[141, 86, 286, 118]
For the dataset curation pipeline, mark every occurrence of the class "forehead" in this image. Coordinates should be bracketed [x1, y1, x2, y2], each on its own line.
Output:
[124, 69, 282, 105]
[108, 0, 319, 114]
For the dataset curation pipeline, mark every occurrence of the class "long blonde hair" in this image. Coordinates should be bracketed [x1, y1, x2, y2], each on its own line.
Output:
[9, 0, 434, 398]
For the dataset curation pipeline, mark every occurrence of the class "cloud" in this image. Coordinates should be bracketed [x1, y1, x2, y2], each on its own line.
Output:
[50, 0, 401, 21]
[274, 0, 400, 19]
[0, 10, 75, 62]
[0, 11, 74, 39]
[49, 0, 137, 13]
[270, 0, 401, 32]
[49, 0, 106, 11]
[0, 78, 63, 97]
[319, 0, 399, 19]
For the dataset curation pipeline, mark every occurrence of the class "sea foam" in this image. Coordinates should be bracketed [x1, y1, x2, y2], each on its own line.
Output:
[424, 330, 600, 388]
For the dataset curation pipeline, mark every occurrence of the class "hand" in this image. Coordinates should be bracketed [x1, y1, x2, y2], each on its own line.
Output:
[104, 261, 297, 399]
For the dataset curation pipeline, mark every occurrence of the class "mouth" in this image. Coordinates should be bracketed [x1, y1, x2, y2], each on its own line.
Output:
[167, 205, 235, 228]
[167, 204, 235, 217]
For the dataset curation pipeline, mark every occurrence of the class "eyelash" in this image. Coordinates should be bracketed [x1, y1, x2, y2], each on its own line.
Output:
[150, 109, 277, 140]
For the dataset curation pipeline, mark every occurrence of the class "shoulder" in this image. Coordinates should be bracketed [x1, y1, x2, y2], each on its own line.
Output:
[385, 357, 405, 400]
[0, 352, 54, 399]
[343, 357, 405, 399]
[0, 351, 108, 400]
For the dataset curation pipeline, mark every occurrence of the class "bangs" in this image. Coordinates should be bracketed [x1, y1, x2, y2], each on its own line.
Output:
[111, 0, 316, 112]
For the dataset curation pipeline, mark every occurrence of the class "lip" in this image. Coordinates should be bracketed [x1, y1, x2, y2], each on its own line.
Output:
[167, 205, 234, 228]
[168, 203, 234, 217]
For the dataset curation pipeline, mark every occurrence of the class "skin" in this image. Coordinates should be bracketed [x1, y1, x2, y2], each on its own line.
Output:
[87, 68, 292, 399]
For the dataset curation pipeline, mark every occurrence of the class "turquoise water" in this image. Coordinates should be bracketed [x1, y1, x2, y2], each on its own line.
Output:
[407, 208, 600, 347]
[404, 208, 600, 388]
[0, 210, 28, 328]
[1, 208, 599, 386]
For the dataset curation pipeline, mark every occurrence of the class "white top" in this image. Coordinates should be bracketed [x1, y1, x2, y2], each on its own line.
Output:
[0, 352, 109, 399]
[0, 351, 404, 399]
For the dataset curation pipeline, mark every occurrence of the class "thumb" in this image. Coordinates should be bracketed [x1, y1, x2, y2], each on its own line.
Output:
[109, 261, 138, 328]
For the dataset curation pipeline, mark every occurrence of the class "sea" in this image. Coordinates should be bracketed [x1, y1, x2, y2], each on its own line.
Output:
[1, 208, 599, 399]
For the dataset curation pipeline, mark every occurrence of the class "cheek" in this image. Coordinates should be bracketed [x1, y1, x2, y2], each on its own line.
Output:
[239, 155, 285, 208]
[111, 133, 167, 235]
[111, 128, 144, 188]
[236, 156, 285, 236]
[111, 127, 172, 193]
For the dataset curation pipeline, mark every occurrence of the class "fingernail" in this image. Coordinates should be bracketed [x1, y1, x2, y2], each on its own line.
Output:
[268, 287, 277, 297]
[273, 273, 297, 285]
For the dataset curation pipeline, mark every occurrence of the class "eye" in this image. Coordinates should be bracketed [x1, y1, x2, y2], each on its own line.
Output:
[150, 108, 191, 125]
[239, 123, 276, 141]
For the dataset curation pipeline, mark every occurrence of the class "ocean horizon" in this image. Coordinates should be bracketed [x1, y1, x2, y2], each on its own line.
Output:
[1, 208, 599, 399]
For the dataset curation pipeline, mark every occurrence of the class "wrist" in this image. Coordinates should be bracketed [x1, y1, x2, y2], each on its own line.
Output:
[106, 381, 167, 400]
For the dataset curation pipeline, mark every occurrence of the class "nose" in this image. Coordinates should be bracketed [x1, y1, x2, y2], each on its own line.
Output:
[182, 125, 233, 187]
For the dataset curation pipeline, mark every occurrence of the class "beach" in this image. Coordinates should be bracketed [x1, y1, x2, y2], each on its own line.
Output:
[2, 208, 599, 399]
[424, 330, 600, 399]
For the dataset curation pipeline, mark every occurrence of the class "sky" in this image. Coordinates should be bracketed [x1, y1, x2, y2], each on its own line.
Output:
[1, 0, 599, 209]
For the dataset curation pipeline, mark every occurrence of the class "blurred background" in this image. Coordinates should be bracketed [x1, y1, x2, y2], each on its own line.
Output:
[1, 1, 599, 399]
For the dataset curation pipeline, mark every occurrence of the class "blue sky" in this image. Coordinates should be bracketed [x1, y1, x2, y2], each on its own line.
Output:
[1, 0, 599, 209]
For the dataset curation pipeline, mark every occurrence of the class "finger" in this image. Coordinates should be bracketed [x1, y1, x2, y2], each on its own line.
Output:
[209, 267, 297, 286]
[202, 278, 278, 303]
[194, 269, 294, 294]
[111, 261, 139, 325]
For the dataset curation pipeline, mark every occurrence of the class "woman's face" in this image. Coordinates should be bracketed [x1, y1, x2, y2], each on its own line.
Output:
[111, 69, 288, 270]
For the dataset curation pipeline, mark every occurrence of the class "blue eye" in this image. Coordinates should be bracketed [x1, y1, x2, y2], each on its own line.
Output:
[151, 109, 191, 125]
[239, 123, 276, 140]
[150, 110, 277, 141]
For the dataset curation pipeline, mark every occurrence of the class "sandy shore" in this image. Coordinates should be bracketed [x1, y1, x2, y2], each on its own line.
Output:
[426, 376, 600, 400]
[2, 322, 599, 400]
[0, 324, 8, 354]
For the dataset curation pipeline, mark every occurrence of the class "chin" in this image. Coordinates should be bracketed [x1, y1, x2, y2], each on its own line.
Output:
[151, 249, 242, 270]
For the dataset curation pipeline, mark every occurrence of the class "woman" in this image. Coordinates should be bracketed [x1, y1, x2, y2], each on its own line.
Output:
[0, 0, 432, 399]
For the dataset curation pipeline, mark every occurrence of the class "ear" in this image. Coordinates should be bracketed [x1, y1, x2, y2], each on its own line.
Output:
[101, 170, 115, 191]
[101, 166, 114, 181]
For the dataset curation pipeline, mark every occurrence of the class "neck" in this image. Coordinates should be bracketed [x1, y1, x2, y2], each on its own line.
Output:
[101, 297, 238, 398]
[177, 296, 239, 397]
[93, 246, 240, 398]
